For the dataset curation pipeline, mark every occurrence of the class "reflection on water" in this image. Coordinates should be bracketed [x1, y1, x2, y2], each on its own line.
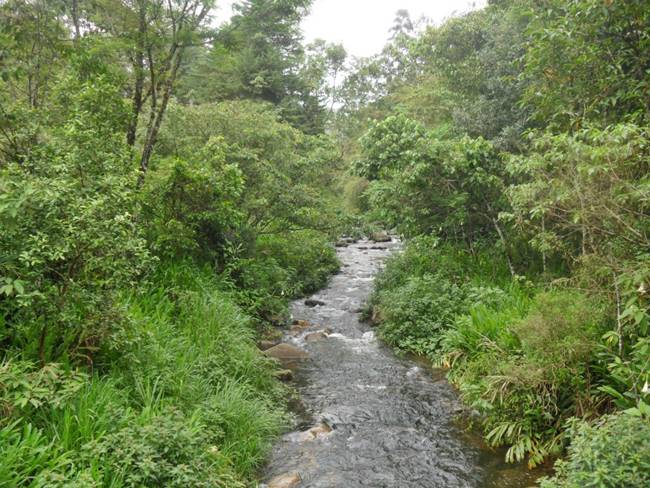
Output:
[263, 239, 543, 488]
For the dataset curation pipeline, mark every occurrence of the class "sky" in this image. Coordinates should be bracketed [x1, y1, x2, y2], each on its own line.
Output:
[214, 0, 487, 58]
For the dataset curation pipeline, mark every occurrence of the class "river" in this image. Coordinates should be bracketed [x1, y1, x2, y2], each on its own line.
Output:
[262, 238, 540, 488]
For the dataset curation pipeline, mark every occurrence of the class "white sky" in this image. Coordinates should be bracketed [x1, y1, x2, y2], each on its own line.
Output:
[214, 0, 487, 58]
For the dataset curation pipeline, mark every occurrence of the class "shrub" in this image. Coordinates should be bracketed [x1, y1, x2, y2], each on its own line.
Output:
[539, 408, 650, 488]
[376, 273, 472, 356]
[87, 408, 244, 488]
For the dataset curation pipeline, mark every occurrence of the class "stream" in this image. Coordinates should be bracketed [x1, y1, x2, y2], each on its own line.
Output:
[262, 238, 540, 488]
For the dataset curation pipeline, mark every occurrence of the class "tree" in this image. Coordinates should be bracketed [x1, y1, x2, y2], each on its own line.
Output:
[87, 0, 215, 184]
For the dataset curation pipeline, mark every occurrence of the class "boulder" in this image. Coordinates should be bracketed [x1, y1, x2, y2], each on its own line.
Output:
[370, 231, 391, 243]
[307, 423, 332, 438]
[304, 299, 325, 307]
[268, 472, 301, 488]
[290, 422, 333, 443]
[264, 344, 309, 360]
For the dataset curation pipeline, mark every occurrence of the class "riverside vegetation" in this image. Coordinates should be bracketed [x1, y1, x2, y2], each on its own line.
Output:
[342, 1, 650, 486]
[1, 0, 649, 487]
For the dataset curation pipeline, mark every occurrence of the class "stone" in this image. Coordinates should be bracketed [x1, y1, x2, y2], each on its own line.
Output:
[268, 472, 301, 488]
[258, 340, 279, 351]
[275, 369, 294, 382]
[358, 246, 368, 250]
[307, 423, 332, 438]
[304, 299, 325, 307]
[370, 307, 383, 326]
[335, 241, 348, 248]
[304, 331, 328, 342]
[264, 343, 309, 361]
[292, 319, 311, 327]
[289, 325, 305, 336]
[290, 422, 333, 443]
[370, 231, 391, 243]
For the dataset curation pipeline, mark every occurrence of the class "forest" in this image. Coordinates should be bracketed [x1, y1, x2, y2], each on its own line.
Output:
[0, 0, 648, 487]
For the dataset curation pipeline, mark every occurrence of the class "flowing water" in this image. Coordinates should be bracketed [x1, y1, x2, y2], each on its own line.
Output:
[262, 239, 540, 488]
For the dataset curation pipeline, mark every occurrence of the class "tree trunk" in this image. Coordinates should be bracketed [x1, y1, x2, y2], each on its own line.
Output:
[127, 1, 147, 147]
[137, 48, 183, 187]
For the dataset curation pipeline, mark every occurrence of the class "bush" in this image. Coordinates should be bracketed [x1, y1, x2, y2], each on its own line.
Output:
[223, 231, 339, 323]
[369, 237, 511, 356]
[87, 408, 243, 488]
[539, 409, 650, 488]
[451, 290, 608, 466]
[256, 231, 339, 295]
[376, 273, 472, 356]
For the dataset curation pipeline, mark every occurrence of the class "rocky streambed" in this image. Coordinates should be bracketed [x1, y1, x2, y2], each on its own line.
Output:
[261, 238, 538, 488]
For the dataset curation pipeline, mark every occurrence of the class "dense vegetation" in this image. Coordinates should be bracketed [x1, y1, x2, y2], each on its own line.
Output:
[0, 0, 345, 485]
[345, 0, 650, 483]
[1, 0, 649, 486]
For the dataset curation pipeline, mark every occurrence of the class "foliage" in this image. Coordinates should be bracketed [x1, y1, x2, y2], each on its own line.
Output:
[0, 263, 288, 487]
[539, 408, 650, 488]
[222, 231, 339, 323]
[524, 0, 650, 130]
[507, 124, 650, 265]
[156, 101, 344, 240]
[356, 115, 510, 243]
[0, 74, 151, 364]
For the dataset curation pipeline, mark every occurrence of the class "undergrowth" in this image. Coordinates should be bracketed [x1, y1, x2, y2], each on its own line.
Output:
[0, 262, 290, 487]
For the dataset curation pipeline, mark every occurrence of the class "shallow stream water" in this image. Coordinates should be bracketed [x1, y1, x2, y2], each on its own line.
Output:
[263, 238, 540, 488]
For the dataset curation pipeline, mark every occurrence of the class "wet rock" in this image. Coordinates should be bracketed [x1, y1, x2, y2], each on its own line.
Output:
[304, 299, 325, 307]
[268, 472, 301, 488]
[291, 422, 333, 442]
[304, 331, 328, 342]
[269, 314, 289, 326]
[264, 344, 309, 361]
[307, 422, 332, 437]
[289, 320, 312, 336]
[358, 246, 368, 250]
[258, 340, 279, 351]
[275, 369, 294, 382]
[370, 246, 387, 250]
[370, 231, 391, 242]
[335, 241, 348, 248]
